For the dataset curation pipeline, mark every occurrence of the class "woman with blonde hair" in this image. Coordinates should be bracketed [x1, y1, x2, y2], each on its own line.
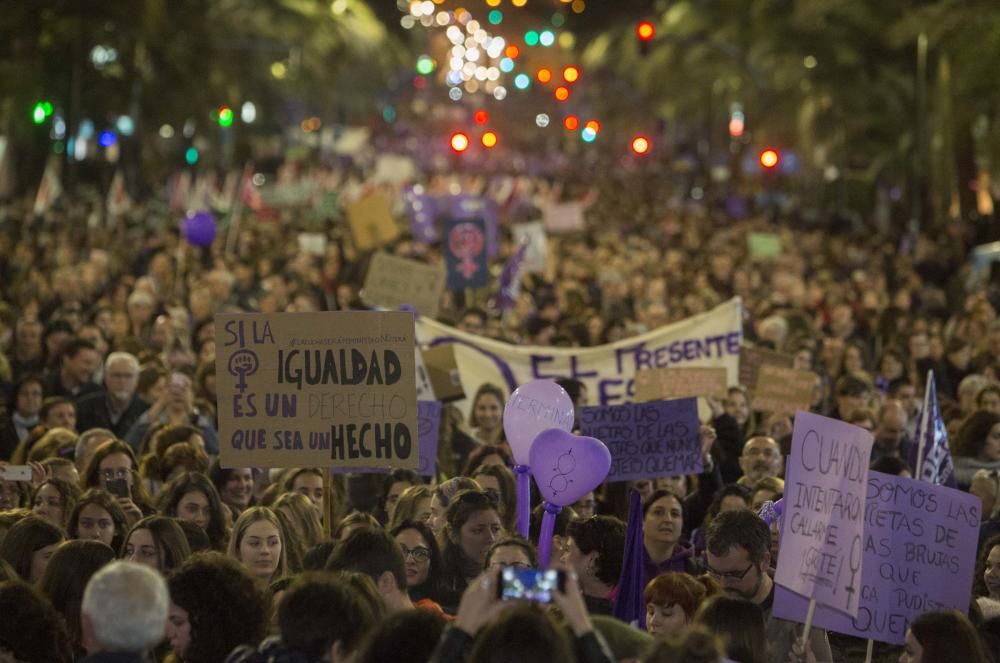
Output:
[228, 506, 288, 585]
[389, 484, 433, 531]
[273, 492, 323, 551]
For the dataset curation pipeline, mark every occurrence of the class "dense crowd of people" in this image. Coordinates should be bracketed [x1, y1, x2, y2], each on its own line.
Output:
[1, 160, 1000, 663]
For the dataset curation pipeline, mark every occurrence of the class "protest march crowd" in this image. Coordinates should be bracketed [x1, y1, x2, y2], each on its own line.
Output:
[2, 154, 1000, 663]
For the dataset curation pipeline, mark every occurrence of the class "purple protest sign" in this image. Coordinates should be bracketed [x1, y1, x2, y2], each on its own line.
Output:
[443, 217, 489, 289]
[774, 471, 981, 645]
[330, 400, 441, 477]
[775, 411, 874, 618]
[579, 398, 701, 482]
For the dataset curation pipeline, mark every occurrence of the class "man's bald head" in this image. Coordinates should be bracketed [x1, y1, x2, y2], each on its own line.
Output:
[875, 400, 908, 451]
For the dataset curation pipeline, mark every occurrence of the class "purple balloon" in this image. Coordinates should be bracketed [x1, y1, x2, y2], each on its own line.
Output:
[529, 428, 611, 507]
[182, 210, 217, 247]
[503, 379, 575, 465]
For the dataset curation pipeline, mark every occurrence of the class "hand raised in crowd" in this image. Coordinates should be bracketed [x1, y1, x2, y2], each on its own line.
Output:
[29, 460, 46, 490]
[118, 496, 144, 527]
[454, 567, 505, 638]
[549, 563, 594, 638]
[705, 394, 724, 419]
[698, 424, 717, 457]
[790, 636, 818, 663]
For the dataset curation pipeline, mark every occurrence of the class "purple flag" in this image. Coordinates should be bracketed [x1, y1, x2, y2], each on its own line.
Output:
[491, 240, 528, 311]
[611, 489, 646, 627]
[406, 189, 438, 244]
[910, 371, 956, 487]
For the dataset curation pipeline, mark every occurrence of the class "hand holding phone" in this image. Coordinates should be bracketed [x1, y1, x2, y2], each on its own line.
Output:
[0, 465, 32, 482]
[106, 478, 130, 498]
[498, 567, 565, 603]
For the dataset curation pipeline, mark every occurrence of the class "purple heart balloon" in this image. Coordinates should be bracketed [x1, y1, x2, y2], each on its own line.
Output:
[503, 379, 575, 465]
[529, 428, 611, 507]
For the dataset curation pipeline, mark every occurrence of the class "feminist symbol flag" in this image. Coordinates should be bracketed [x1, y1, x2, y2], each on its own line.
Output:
[444, 217, 488, 289]
[492, 239, 528, 311]
[910, 370, 956, 487]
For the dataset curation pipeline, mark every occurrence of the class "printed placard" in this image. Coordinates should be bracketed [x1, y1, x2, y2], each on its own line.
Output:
[776, 412, 874, 617]
[775, 472, 981, 645]
[580, 398, 702, 481]
[216, 311, 418, 470]
[634, 366, 728, 403]
[362, 251, 446, 319]
[751, 365, 816, 414]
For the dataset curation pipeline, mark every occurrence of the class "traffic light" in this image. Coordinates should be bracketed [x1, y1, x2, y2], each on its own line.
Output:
[32, 101, 54, 124]
[218, 106, 234, 127]
[637, 21, 655, 56]
[450, 132, 470, 153]
[562, 66, 580, 83]
[759, 148, 780, 169]
[631, 135, 651, 155]
[482, 131, 498, 148]
[474, 110, 490, 125]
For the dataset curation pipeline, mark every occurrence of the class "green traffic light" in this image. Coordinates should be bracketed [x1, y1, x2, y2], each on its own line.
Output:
[32, 103, 46, 124]
[218, 107, 234, 127]
[185, 147, 199, 165]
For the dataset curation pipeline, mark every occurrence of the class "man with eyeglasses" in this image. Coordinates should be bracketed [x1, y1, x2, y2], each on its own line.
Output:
[76, 352, 150, 439]
[737, 436, 783, 487]
[705, 509, 832, 663]
[326, 526, 418, 615]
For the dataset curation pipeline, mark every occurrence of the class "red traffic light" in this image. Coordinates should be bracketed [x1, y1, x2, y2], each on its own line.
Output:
[631, 136, 651, 155]
[474, 110, 489, 125]
[637, 22, 655, 41]
[760, 148, 780, 169]
[450, 132, 470, 153]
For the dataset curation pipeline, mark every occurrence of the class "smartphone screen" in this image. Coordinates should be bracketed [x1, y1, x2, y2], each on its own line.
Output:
[498, 567, 564, 603]
[0, 465, 32, 482]
[106, 478, 130, 499]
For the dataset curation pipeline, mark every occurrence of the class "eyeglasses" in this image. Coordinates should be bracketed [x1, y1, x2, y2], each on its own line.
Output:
[705, 561, 755, 581]
[400, 545, 431, 562]
[100, 469, 130, 481]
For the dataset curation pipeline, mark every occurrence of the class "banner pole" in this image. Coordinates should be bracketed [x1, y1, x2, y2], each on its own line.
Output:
[864, 639, 874, 663]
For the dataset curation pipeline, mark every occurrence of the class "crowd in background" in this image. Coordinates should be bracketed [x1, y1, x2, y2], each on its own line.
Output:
[1, 160, 1000, 663]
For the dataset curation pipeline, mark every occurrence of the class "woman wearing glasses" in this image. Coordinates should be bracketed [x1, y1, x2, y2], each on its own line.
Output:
[81, 439, 154, 526]
[392, 520, 446, 612]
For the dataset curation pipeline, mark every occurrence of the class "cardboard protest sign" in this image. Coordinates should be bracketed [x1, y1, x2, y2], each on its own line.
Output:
[580, 398, 702, 481]
[751, 365, 817, 414]
[511, 222, 548, 273]
[776, 412, 874, 617]
[361, 252, 446, 319]
[372, 154, 417, 185]
[215, 311, 418, 470]
[347, 191, 399, 250]
[633, 366, 728, 403]
[543, 201, 586, 234]
[748, 232, 782, 259]
[739, 346, 794, 393]
[331, 401, 442, 477]
[443, 217, 489, 289]
[775, 471, 981, 645]
[422, 343, 465, 402]
[414, 348, 435, 401]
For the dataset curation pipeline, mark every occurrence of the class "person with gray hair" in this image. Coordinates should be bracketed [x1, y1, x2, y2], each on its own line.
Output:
[80, 560, 168, 661]
[74, 428, 115, 476]
[76, 352, 150, 439]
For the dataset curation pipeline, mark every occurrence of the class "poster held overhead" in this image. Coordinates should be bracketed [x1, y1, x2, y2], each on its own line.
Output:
[775, 411, 873, 618]
[215, 311, 418, 470]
